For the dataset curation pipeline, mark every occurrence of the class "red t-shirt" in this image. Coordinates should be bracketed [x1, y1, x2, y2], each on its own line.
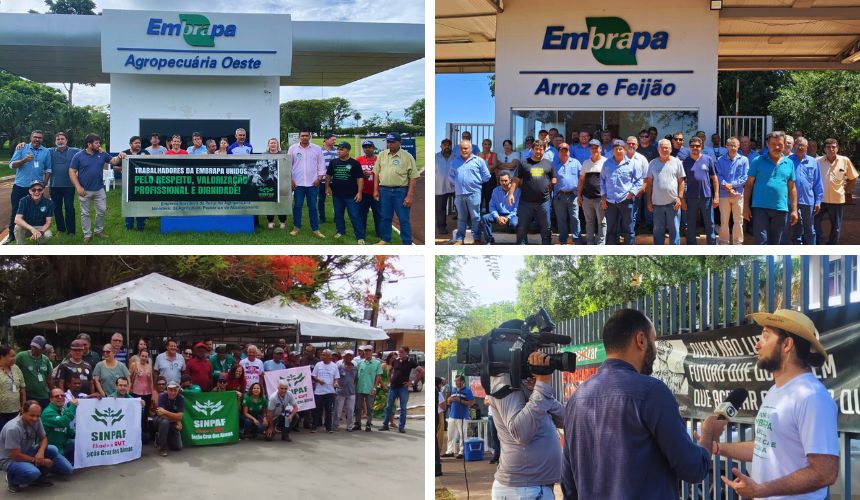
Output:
[185, 357, 213, 391]
[357, 155, 377, 195]
[165, 149, 188, 155]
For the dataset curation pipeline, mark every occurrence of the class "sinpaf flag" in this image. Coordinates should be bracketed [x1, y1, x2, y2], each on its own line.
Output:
[74, 397, 142, 469]
[181, 391, 240, 446]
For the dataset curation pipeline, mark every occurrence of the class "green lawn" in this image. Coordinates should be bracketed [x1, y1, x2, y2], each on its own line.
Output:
[30, 186, 400, 245]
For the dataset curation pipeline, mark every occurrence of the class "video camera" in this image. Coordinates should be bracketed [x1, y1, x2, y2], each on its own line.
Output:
[456, 308, 576, 398]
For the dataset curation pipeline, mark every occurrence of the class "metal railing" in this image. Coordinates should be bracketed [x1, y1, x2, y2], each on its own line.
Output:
[717, 115, 772, 149]
[439, 255, 860, 499]
[445, 122, 495, 147]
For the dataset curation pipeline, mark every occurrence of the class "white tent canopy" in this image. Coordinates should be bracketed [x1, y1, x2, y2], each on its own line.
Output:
[255, 297, 388, 341]
[11, 273, 296, 339]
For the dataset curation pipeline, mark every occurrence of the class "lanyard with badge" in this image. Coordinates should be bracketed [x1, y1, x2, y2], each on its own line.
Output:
[2, 368, 15, 393]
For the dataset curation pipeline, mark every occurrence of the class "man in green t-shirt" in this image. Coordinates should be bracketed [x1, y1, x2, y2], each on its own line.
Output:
[352, 345, 383, 431]
[40, 387, 77, 464]
[15, 335, 53, 409]
[209, 345, 235, 385]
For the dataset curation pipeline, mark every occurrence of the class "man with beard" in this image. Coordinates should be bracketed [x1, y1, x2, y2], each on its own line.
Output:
[706, 309, 838, 499]
[562, 309, 717, 499]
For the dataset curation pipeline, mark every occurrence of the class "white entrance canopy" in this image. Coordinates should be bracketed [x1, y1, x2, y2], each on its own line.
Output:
[11, 272, 296, 338]
[436, 0, 860, 73]
[0, 13, 423, 86]
[255, 297, 388, 341]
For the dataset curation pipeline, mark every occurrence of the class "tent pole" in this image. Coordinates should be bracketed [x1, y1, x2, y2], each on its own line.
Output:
[295, 322, 300, 351]
[125, 298, 131, 355]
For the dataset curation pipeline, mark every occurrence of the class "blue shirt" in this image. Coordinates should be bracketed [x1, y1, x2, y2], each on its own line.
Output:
[749, 154, 796, 212]
[263, 360, 286, 372]
[488, 186, 519, 218]
[570, 144, 591, 163]
[520, 149, 533, 162]
[703, 146, 727, 160]
[449, 386, 473, 420]
[600, 155, 642, 204]
[70, 150, 112, 192]
[49, 146, 81, 189]
[186, 145, 208, 155]
[17, 195, 54, 226]
[601, 145, 614, 157]
[553, 157, 582, 194]
[716, 153, 750, 197]
[227, 142, 253, 154]
[672, 146, 691, 161]
[789, 154, 823, 207]
[449, 154, 490, 196]
[562, 359, 711, 500]
[682, 155, 718, 199]
[10, 144, 52, 188]
[544, 146, 558, 166]
[740, 149, 759, 162]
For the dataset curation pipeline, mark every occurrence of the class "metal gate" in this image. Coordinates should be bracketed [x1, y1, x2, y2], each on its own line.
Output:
[445, 122, 495, 147]
[717, 115, 772, 148]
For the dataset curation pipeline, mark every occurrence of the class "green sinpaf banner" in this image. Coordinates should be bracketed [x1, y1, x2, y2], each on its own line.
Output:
[180, 391, 240, 446]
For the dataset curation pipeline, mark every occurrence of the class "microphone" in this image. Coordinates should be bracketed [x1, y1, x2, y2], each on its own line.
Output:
[714, 388, 749, 420]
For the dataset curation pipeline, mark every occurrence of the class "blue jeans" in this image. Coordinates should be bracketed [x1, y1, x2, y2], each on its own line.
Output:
[492, 481, 555, 500]
[318, 181, 327, 222]
[516, 200, 551, 244]
[51, 186, 76, 234]
[455, 191, 481, 242]
[382, 385, 410, 430]
[481, 213, 518, 244]
[358, 195, 382, 237]
[125, 216, 146, 230]
[752, 207, 787, 244]
[606, 199, 635, 245]
[379, 186, 412, 244]
[6, 445, 73, 487]
[790, 204, 816, 244]
[652, 203, 681, 245]
[241, 414, 266, 435]
[685, 197, 716, 245]
[814, 203, 844, 245]
[8, 184, 29, 242]
[553, 192, 580, 243]
[332, 196, 365, 239]
[293, 185, 320, 231]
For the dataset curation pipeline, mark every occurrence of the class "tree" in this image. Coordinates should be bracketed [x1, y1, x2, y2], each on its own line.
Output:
[489, 74, 495, 97]
[404, 98, 425, 126]
[0, 75, 68, 153]
[280, 99, 330, 135]
[322, 97, 354, 132]
[353, 112, 361, 127]
[435, 256, 477, 338]
[716, 71, 788, 117]
[769, 71, 860, 161]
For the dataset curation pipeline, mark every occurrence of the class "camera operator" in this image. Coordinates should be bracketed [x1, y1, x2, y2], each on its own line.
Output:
[489, 350, 564, 499]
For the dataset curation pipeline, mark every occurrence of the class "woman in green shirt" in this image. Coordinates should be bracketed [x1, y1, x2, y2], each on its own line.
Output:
[241, 382, 267, 439]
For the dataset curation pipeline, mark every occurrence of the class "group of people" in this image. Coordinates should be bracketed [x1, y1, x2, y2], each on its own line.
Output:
[436, 127, 856, 245]
[436, 308, 838, 500]
[0, 332, 419, 493]
[8, 128, 420, 245]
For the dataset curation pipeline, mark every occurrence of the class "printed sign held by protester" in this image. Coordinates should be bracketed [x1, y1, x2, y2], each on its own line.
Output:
[263, 366, 315, 411]
[74, 397, 142, 469]
[180, 391, 239, 446]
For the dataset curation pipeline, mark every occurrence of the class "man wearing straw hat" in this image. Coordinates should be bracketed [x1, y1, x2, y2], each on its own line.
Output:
[708, 309, 838, 499]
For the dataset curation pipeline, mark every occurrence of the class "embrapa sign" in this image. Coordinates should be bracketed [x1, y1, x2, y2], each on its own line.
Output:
[542, 17, 669, 65]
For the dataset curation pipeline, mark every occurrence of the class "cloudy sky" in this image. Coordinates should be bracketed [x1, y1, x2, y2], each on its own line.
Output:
[1, 0, 424, 121]
[457, 256, 524, 306]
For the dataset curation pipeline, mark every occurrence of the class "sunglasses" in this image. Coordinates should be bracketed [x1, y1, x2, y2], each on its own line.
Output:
[51, 394, 64, 399]
[183, 351, 192, 355]
[29, 188, 44, 192]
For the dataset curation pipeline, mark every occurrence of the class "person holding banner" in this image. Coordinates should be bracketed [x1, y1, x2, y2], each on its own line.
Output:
[264, 138, 288, 230]
[40, 388, 76, 464]
[119, 136, 150, 231]
[264, 379, 298, 442]
[707, 309, 839, 499]
[154, 381, 184, 457]
[0, 400, 73, 493]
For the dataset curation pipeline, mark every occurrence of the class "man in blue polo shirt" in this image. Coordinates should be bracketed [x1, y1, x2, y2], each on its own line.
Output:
[7, 130, 51, 244]
[449, 140, 490, 244]
[601, 139, 642, 245]
[442, 375, 474, 459]
[13, 179, 54, 244]
[788, 137, 822, 245]
[69, 134, 125, 242]
[670, 132, 691, 161]
[743, 131, 798, 245]
[553, 143, 582, 245]
[481, 170, 519, 245]
[715, 137, 749, 245]
[48, 132, 80, 236]
[186, 132, 207, 155]
[682, 137, 720, 245]
[226, 128, 253, 154]
[570, 131, 592, 163]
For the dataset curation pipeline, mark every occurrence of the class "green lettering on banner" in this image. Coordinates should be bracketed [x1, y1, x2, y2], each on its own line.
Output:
[560, 341, 606, 366]
[180, 392, 239, 446]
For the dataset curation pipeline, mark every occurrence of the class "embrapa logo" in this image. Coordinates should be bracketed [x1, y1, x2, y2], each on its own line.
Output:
[146, 14, 237, 47]
[542, 17, 669, 65]
[192, 399, 225, 416]
[91, 407, 125, 426]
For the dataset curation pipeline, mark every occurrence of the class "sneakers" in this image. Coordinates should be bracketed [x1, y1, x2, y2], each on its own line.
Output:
[281, 433, 292, 442]
[31, 477, 53, 487]
[398, 428, 405, 434]
[289, 228, 300, 236]
[279, 223, 286, 229]
[334, 233, 343, 239]
[94, 232, 108, 239]
[159, 449, 168, 457]
[83, 235, 92, 243]
[357, 239, 365, 245]
[312, 231, 326, 239]
[352, 424, 361, 431]
[365, 425, 372, 432]
[380, 425, 390, 431]
[267, 222, 275, 229]
[376, 241, 387, 245]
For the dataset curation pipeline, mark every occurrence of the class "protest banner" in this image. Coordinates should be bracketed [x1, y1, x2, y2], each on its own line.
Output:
[73, 397, 142, 469]
[560, 341, 605, 401]
[180, 391, 240, 446]
[263, 366, 316, 412]
[122, 154, 291, 216]
[651, 304, 860, 432]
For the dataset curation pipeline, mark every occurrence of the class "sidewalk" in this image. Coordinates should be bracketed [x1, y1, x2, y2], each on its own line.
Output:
[435, 457, 563, 499]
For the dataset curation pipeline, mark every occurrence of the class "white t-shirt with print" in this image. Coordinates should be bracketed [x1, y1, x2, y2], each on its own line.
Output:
[240, 358, 264, 392]
[312, 361, 340, 395]
[750, 372, 838, 500]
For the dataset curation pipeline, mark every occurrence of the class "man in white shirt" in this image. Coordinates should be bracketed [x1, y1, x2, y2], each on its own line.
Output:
[239, 345, 264, 393]
[311, 349, 340, 433]
[706, 309, 838, 500]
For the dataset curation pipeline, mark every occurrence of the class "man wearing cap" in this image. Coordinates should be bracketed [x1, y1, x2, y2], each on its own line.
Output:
[449, 140, 491, 245]
[319, 133, 338, 223]
[7, 130, 51, 244]
[264, 348, 287, 373]
[509, 140, 556, 245]
[209, 345, 235, 385]
[55, 340, 94, 395]
[334, 350, 357, 431]
[682, 136, 720, 245]
[353, 346, 382, 431]
[264, 379, 298, 442]
[287, 129, 326, 239]
[481, 170, 519, 245]
[154, 381, 184, 457]
[326, 141, 366, 243]
[373, 133, 420, 245]
[709, 309, 838, 499]
[185, 342, 213, 392]
[553, 143, 583, 245]
[578, 139, 607, 245]
[743, 131, 799, 244]
[358, 139, 382, 238]
[435, 138, 456, 236]
[15, 336, 53, 409]
[12, 179, 54, 245]
[601, 139, 643, 245]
